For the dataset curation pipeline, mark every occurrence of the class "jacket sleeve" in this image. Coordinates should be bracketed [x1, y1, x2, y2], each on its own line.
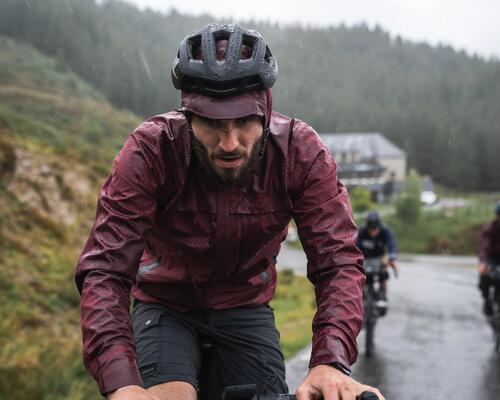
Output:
[383, 226, 398, 261]
[356, 226, 365, 250]
[289, 120, 364, 370]
[75, 122, 165, 395]
[478, 222, 492, 263]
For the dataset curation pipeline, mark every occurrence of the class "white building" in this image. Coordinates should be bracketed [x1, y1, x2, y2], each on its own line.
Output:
[319, 132, 407, 200]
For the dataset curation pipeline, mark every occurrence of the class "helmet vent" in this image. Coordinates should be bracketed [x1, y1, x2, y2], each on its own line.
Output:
[241, 35, 256, 60]
[264, 46, 272, 62]
[189, 34, 202, 61]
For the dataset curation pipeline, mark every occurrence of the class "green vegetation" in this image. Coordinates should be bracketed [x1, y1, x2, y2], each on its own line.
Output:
[394, 169, 422, 223]
[349, 186, 373, 213]
[0, 37, 140, 400]
[272, 270, 316, 359]
[0, 36, 137, 165]
[0, 186, 99, 400]
[386, 195, 497, 255]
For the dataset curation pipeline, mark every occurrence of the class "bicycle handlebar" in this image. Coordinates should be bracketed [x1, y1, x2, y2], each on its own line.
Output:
[358, 391, 380, 400]
[222, 385, 380, 400]
[277, 392, 378, 400]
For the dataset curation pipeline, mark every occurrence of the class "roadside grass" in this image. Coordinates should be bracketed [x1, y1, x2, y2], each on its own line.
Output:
[385, 195, 498, 255]
[288, 193, 499, 255]
[272, 270, 316, 359]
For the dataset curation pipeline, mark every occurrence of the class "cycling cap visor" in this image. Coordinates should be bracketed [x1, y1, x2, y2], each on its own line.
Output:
[180, 90, 267, 120]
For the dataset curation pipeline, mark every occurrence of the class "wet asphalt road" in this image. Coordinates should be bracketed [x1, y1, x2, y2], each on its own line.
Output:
[278, 245, 500, 400]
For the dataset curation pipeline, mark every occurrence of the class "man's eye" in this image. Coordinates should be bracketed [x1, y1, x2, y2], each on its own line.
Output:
[236, 116, 254, 125]
[201, 117, 217, 126]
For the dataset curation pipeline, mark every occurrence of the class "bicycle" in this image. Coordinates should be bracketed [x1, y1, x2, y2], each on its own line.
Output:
[221, 383, 379, 400]
[362, 257, 387, 358]
[199, 340, 380, 400]
[486, 263, 500, 353]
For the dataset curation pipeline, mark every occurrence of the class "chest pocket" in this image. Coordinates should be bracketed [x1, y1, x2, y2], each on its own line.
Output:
[160, 173, 217, 241]
[227, 190, 291, 273]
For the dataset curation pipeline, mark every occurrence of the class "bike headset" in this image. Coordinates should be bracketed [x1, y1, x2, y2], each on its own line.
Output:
[171, 23, 278, 97]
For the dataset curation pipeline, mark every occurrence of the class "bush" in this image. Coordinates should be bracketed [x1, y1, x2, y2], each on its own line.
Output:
[349, 186, 373, 212]
[394, 169, 422, 223]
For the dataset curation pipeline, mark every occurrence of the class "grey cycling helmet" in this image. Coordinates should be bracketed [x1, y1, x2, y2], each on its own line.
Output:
[366, 210, 382, 229]
[172, 23, 278, 97]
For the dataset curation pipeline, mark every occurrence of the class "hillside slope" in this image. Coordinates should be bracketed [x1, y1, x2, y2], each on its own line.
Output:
[0, 36, 140, 400]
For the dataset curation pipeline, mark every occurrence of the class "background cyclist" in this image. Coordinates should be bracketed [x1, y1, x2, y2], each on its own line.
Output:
[478, 201, 500, 316]
[357, 211, 398, 310]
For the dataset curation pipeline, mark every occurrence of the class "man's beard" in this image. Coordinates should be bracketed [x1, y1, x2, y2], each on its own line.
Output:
[191, 132, 265, 185]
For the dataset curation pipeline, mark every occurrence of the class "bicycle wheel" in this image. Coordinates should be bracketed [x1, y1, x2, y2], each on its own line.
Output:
[365, 318, 374, 358]
[364, 291, 375, 358]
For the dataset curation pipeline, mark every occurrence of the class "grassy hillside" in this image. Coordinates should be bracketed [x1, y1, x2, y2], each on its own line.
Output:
[0, 37, 317, 399]
[0, 36, 138, 162]
[0, 36, 140, 400]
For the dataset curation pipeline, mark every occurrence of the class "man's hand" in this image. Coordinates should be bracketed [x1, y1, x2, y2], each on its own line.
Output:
[296, 365, 384, 400]
[107, 385, 160, 400]
[389, 259, 398, 273]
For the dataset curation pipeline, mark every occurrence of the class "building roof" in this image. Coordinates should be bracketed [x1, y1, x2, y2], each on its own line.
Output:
[319, 132, 406, 158]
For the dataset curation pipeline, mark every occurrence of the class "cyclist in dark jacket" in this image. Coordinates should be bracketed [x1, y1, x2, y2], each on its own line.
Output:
[357, 211, 398, 306]
[75, 24, 383, 400]
[478, 201, 500, 316]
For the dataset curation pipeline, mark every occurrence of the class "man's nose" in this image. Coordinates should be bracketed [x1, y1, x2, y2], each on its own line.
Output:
[218, 130, 240, 153]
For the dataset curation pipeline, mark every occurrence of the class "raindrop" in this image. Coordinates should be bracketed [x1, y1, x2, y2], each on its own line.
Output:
[64, 0, 74, 13]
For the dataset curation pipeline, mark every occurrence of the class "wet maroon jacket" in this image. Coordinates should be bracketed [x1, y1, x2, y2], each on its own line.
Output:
[478, 218, 500, 263]
[75, 110, 364, 394]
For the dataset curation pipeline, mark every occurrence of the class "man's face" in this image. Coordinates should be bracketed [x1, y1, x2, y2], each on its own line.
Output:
[190, 114, 264, 183]
[368, 227, 381, 237]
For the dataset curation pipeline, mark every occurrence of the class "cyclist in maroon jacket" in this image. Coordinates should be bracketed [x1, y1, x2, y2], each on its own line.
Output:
[75, 24, 383, 400]
[478, 201, 500, 316]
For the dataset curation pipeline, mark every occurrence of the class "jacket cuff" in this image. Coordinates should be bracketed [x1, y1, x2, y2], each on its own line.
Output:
[309, 335, 351, 370]
[329, 361, 352, 376]
[98, 356, 143, 396]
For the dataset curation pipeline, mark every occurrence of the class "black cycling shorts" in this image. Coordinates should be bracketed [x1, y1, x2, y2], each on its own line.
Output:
[131, 301, 288, 400]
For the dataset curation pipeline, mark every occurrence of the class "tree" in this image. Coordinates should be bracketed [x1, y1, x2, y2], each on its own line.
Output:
[394, 169, 422, 223]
